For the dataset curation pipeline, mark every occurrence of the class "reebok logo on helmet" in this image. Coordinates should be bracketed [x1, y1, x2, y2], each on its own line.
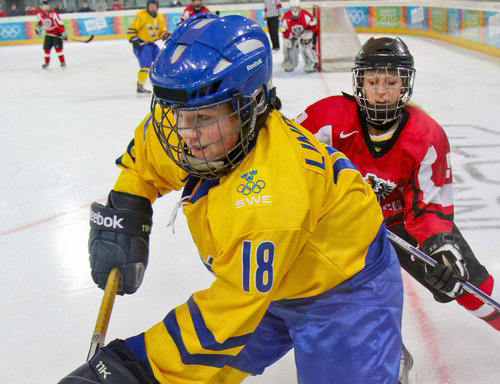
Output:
[247, 58, 262, 71]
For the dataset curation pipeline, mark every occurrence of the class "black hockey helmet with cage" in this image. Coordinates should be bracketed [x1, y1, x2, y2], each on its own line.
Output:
[354, 37, 414, 69]
[352, 37, 416, 127]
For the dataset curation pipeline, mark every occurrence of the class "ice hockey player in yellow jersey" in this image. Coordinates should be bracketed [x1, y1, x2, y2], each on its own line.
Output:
[127, 0, 168, 95]
[59, 14, 404, 384]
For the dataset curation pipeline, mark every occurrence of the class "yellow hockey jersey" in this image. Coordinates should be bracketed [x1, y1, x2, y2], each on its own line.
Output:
[127, 10, 167, 43]
[114, 109, 388, 383]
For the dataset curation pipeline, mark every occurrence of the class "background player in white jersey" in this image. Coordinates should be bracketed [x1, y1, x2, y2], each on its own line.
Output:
[296, 36, 500, 384]
[58, 14, 404, 384]
[127, 0, 168, 95]
[36, 0, 67, 69]
[281, 0, 318, 73]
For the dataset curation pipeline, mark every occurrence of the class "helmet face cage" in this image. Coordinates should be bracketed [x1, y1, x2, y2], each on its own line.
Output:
[352, 66, 416, 124]
[151, 89, 262, 180]
[149, 14, 273, 179]
[352, 37, 416, 125]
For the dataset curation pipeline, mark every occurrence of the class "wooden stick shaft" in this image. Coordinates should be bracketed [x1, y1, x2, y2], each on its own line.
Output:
[87, 267, 121, 361]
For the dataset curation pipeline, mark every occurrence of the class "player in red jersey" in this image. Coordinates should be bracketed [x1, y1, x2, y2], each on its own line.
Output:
[281, 0, 317, 73]
[296, 36, 500, 382]
[36, 0, 67, 69]
[179, 0, 211, 24]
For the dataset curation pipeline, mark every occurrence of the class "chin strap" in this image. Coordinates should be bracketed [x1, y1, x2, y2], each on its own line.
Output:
[362, 110, 401, 131]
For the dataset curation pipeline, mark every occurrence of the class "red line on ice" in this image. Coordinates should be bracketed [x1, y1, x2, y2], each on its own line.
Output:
[403, 272, 455, 383]
[0, 199, 106, 236]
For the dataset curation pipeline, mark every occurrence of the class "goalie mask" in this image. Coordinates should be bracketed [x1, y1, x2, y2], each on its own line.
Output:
[352, 37, 416, 128]
[149, 14, 275, 180]
[289, 0, 301, 20]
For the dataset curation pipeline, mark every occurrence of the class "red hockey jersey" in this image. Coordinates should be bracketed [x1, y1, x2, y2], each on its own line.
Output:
[296, 94, 454, 247]
[37, 10, 65, 35]
[282, 9, 316, 40]
[180, 5, 211, 23]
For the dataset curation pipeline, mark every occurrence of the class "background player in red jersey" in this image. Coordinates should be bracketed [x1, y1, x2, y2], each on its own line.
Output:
[281, 0, 317, 73]
[179, 0, 211, 24]
[296, 36, 500, 383]
[36, 0, 67, 69]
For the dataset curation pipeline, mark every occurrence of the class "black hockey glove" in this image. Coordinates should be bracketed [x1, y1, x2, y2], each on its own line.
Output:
[35, 25, 42, 36]
[60, 31, 68, 41]
[89, 191, 153, 295]
[130, 36, 143, 50]
[422, 233, 469, 298]
[58, 339, 159, 384]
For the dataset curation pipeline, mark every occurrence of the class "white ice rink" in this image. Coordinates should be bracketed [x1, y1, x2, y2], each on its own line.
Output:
[1, 33, 500, 383]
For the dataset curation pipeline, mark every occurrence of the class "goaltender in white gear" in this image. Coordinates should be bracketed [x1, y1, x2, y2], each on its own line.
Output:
[281, 0, 318, 73]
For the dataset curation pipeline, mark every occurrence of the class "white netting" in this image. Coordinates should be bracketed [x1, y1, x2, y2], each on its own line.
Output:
[313, 4, 362, 72]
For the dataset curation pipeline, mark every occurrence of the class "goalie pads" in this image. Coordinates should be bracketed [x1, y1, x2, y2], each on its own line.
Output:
[282, 37, 299, 72]
[299, 30, 318, 73]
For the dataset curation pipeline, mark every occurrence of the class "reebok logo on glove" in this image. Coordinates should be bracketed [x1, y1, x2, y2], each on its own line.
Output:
[90, 210, 124, 229]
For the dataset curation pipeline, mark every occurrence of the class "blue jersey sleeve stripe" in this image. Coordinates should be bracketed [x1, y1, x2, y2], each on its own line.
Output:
[126, 139, 135, 161]
[115, 155, 124, 166]
[187, 296, 251, 351]
[163, 310, 236, 368]
[115, 139, 136, 166]
[124, 333, 155, 374]
[143, 115, 153, 140]
[332, 157, 358, 184]
[325, 145, 338, 155]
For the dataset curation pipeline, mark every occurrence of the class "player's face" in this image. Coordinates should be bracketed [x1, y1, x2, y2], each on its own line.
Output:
[193, 0, 202, 7]
[41, 4, 49, 12]
[291, 7, 300, 17]
[177, 102, 240, 161]
[363, 69, 402, 106]
[148, 3, 158, 13]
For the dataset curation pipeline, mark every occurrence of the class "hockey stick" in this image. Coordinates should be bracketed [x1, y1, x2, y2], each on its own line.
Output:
[45, 33, 94, 43]
[87, 267, 121, 361]
[387, 230, 500, 312]
[137, 33, 171, 46]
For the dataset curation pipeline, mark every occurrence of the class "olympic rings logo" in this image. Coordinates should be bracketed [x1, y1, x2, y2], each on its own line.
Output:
[237, 180, 266, 196]
[347, 10, 365, 24]
[0, 25, 21, 38]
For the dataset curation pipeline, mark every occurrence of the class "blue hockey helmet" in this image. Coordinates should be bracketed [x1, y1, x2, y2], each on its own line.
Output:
[149, 14, 276, 179]
[146, 0, 159, 16]
[150, 13, 272, 109]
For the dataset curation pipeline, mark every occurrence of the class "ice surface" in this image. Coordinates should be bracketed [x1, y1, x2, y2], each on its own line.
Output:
[1, 34, 499, 383]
